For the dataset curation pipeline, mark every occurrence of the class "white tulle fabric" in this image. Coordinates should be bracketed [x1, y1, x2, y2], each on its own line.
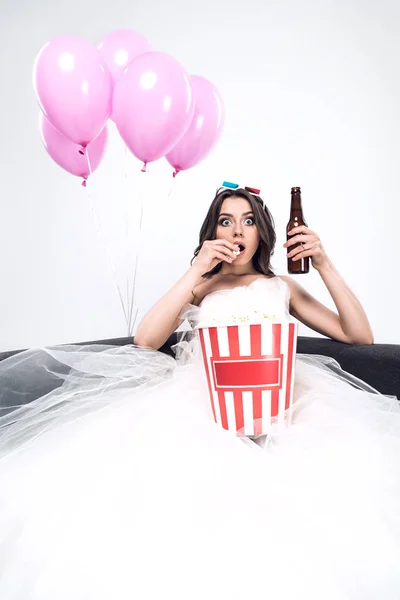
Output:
[0, 277, 399, 599]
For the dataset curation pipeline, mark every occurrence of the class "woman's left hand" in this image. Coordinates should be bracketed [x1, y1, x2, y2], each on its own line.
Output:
[283, 226, 330, 271]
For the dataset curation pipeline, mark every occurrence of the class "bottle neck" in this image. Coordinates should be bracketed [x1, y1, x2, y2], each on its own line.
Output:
[290, 192, 303, 213]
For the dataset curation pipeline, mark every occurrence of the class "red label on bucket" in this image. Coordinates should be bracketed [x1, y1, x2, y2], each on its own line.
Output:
[213, 358, 281, 388]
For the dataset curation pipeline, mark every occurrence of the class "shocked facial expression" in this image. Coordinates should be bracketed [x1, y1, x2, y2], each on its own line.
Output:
[216, 195, 260, 263]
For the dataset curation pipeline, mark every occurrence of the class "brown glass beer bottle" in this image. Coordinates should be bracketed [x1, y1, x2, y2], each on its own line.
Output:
[287, 186, 310, 274]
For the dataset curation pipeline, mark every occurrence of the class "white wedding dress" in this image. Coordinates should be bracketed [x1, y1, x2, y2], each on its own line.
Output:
[0, 277, 399, 599]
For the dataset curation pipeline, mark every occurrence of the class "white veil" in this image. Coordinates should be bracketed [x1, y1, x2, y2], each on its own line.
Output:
[0, 343, 176, 456]
[0, 302, 396, 458]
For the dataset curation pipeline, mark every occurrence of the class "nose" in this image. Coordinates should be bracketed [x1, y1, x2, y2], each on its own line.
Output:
[233, 223, 244, 237]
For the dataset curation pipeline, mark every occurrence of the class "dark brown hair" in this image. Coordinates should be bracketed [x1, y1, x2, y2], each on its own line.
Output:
[191, 187, 276, 279]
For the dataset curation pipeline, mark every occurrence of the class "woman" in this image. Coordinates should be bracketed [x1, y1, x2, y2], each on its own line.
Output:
[135, 186, 374, 349]
[0, 187, 399, 600]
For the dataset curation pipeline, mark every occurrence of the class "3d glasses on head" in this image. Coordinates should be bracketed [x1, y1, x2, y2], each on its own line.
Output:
[220, 181, 261, 196]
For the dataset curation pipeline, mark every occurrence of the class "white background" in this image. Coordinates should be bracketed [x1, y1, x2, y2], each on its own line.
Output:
[0, 0, 399, 351]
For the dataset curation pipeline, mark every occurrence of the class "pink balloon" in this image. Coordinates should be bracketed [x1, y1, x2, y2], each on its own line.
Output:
[113, 52, 195, 166]
[39, 113, 108, 181]
[33, 35, 112, 147]
[97, 29, 152, 85]
[166, 75, 225, 176]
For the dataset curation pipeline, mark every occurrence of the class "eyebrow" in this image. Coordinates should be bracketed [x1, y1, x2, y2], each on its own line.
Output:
[219, 211, 254, 217]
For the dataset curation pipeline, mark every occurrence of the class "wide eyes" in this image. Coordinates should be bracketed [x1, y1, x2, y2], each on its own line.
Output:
[218, 217, 255, 227]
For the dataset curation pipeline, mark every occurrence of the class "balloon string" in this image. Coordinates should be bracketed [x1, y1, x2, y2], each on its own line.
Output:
[85, 150, 130, 333]
[127, 175, 145, 335]
[127, 201, 143, 335]
[167, 175, 177, 200]
[123, 146, 132, 336]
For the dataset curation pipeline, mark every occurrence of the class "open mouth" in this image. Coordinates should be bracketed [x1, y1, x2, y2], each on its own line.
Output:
[234, 243, 246, 255]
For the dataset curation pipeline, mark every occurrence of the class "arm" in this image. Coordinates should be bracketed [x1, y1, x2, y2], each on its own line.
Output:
[134, 239, 238, 350]
[281, 268, 374, 345]
[283, 227, 374, 345]
[134, 267, 203, 350]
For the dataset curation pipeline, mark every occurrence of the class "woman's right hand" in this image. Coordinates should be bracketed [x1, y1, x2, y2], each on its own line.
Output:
[193, 239, 238, 275]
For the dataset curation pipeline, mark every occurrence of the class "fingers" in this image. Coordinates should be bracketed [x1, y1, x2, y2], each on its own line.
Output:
[203, 243, 236, 261]
[204, 239, 237, 260]
[284, 233, 317, 248]
[214, 251, 235, 264]
[211, 239, 238, 252]
[287, 242, 314, 259]
[219, 249, 237, 261]
[287, 225, 315, 236]
[215, 244, 237, 261]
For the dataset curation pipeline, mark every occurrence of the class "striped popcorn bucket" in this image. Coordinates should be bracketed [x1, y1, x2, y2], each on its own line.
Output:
[198, 321, 298, 436]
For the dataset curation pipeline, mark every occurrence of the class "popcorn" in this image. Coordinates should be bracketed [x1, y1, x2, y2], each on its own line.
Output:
[196, 310, 291, 329]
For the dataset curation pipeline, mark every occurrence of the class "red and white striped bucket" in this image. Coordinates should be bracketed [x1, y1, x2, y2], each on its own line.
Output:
[198, 322, 298, 436]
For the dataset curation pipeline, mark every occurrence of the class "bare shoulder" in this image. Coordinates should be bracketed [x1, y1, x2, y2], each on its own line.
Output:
[192, 279, 216, 306]
[278, 275, 306, 295]
[276, 275, 313, 310]
[192, 275, 232, 306]
[276, 274, 293, 294]
[278, 275, 294, 286]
